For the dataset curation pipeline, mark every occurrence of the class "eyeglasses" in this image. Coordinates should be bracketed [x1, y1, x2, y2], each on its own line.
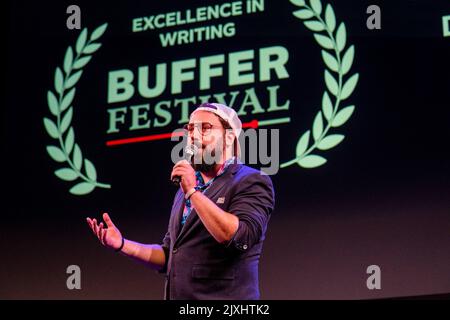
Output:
[183, 122, 222, 136]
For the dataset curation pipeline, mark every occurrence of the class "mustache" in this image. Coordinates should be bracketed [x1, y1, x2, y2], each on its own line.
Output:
[191, 140, 207, 149]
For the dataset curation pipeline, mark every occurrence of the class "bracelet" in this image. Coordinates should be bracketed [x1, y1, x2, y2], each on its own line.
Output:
[185, 188, 198, 200]
[115, 237, 125, 253]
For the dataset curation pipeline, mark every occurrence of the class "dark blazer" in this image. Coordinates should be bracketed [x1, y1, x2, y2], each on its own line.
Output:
[159, 163, 275, 300]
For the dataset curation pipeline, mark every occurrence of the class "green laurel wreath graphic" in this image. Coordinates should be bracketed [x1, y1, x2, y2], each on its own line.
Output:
[44, 23, 111, 195]
[281, 0, 359, 169]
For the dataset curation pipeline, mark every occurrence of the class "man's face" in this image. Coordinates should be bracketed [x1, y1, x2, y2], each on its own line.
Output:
[187, 110, 226, 172]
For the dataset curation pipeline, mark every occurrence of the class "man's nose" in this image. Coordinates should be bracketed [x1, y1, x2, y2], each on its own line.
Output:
[189, 133, 200, 145]
[192, 126, 203, 141]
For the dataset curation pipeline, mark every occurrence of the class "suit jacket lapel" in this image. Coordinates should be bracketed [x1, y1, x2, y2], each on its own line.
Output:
[171, 190, 185, 241]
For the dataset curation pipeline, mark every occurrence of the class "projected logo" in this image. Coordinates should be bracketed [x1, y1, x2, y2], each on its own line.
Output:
[44, 0, 359, 195]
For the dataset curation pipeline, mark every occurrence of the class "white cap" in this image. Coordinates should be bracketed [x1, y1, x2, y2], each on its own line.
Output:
[191, 102, 242, 158]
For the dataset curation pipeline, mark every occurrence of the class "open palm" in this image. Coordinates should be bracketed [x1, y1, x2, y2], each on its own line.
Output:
[86, 213, 123, 250]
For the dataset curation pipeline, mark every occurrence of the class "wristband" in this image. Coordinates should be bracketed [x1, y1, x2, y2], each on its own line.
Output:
[115, 237, 125, 253]
[185, 188, 198, 200]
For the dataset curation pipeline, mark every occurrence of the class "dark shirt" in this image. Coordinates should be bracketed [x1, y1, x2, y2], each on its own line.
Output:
[160, 162, 275, 300]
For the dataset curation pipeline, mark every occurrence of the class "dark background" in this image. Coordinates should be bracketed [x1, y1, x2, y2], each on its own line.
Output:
[2, 0, 450, 299]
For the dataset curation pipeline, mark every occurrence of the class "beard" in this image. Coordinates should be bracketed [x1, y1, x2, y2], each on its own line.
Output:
[192, 161, 216, 173]
[190, 140, 224, 173]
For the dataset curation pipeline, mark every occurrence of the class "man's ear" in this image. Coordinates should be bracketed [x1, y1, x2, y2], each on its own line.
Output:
[224, 129, 235, 147]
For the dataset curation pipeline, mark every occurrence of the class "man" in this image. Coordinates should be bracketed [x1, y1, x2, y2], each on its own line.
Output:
[86, 102, 275, 299]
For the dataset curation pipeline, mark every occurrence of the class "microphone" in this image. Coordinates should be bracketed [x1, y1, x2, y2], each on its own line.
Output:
[172, 144, 199, 186]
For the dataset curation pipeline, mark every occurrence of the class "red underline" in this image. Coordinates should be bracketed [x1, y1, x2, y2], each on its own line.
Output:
[106, 120, 259, 147]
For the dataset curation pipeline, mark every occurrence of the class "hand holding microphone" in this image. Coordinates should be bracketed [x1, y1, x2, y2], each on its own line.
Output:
[171, 144, 198, 193]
